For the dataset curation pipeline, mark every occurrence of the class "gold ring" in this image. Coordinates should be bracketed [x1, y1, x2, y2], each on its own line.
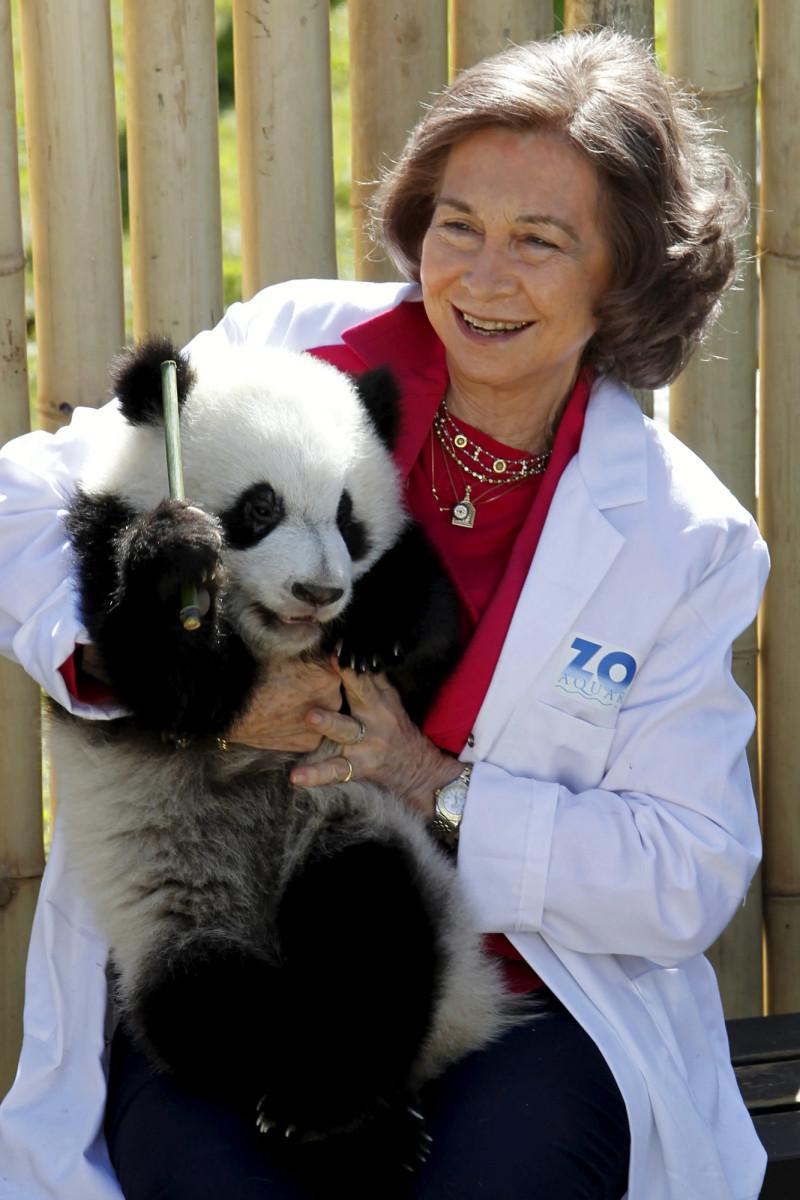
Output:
[351, 719, 366, 744]
[342, 757, 354, 784]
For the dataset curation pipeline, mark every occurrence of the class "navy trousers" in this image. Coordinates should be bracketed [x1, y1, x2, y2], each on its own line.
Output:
[105, 990, 630, 1200]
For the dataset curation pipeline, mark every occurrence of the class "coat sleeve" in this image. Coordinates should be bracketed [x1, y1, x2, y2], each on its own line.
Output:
[456, 517, 769, 968]
[0, 404, 129, 717]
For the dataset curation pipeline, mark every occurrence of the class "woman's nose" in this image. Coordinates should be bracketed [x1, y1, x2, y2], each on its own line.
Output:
[463, 241, 516, 298]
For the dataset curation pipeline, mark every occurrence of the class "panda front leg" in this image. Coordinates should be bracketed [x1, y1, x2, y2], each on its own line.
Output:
[73, 494, 257, 738]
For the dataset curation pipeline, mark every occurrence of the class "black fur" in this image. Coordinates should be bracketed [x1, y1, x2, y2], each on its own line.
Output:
[326, 524, 462, 724]
[336, 489, 370, 562]
[112, 334, 196, 427]
[219, 482, 285, 550]
[66, 493, 257, 738]
[353, 366, 404, 449]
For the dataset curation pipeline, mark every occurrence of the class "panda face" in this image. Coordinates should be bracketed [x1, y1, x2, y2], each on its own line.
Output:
[82, 343, 407, 662]
[217, 476, 372, 660]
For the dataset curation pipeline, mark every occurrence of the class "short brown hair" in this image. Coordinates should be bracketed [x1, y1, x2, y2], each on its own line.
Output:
[372, 29, 748, 389]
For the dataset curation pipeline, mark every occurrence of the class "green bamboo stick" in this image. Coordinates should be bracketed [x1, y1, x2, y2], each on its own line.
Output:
[160, 360, 201, 632]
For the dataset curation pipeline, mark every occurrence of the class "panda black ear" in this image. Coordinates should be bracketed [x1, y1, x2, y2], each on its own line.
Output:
[352, 366, 403, 451]
[112, 334, 196, 427]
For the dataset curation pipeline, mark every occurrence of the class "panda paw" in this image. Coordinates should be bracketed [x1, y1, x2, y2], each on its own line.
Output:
[254, 1094, 434, 1180]
[332, 609, 411, 676]
[118, 500, 225, 613]
[335, 636, 404, 677]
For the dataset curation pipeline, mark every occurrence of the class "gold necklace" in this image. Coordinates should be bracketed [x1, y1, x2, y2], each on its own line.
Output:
[429, 428, 533, 529]
[434, 401, 552, 485]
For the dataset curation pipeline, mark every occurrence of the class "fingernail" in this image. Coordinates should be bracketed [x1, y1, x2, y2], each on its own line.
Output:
[307, 710, 323, 727]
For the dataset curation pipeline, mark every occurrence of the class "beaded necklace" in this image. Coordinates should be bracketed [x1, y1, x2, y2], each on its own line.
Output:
[431, 400, 551, 528]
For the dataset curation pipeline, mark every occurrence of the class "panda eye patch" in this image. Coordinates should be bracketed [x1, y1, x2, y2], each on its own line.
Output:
[337, 490, 370, 561]
[221, 483, 284, 548]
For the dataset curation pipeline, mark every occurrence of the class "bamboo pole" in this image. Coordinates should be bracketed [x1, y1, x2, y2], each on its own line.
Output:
[450, 0, 554, 73]
[665, 2, 761, 1020]
[17, 0, 125, 430]
[348, 0, 448, 281]
[758, 0, 800, 1015]
[123, 0, 223, 342]
[564, 0, 654, 41]
[232, 0, 336, 298]
[564, 1, 654, 418]
[0, 0, 44, 1102]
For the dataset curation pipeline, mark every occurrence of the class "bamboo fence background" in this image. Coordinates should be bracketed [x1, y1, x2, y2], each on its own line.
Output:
[0, 0, 796, 1097]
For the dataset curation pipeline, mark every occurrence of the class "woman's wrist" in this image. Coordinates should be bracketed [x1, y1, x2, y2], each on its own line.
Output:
[402, 743, 464, 820]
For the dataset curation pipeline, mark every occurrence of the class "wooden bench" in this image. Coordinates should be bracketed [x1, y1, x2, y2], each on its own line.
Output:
[726, 1013, 800, 1199]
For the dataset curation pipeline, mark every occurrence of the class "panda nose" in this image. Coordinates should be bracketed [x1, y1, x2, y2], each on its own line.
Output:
[291, 581, 345, 608]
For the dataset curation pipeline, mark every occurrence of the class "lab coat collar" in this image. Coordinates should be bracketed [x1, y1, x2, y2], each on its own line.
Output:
[578, 376, 649, 512]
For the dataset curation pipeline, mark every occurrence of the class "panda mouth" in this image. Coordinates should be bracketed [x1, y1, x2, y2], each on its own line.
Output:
[253, 604, 320, 631]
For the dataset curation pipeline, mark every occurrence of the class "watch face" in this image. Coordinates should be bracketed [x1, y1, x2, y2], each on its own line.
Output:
[438, 779, 467, 821]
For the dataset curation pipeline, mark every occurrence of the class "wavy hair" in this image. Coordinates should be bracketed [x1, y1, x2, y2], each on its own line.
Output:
[371, 29, 748, 389]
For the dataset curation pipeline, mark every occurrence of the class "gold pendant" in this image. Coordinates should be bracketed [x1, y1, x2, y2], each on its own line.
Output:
[452, 489, 476, 528]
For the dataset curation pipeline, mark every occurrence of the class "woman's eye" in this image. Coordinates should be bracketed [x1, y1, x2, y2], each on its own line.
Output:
[441, 219, 476, 234]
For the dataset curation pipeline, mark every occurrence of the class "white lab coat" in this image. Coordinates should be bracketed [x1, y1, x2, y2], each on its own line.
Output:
[0, 280, 769, 1199]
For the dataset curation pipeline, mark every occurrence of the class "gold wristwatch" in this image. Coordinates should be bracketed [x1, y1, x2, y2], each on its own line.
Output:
[430, 764, 473, 852]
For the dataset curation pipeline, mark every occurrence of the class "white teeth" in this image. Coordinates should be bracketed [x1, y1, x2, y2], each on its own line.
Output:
[461, 312, 530, 333]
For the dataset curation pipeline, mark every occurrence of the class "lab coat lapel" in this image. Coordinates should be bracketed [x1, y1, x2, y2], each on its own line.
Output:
[471, 380, 648, 751]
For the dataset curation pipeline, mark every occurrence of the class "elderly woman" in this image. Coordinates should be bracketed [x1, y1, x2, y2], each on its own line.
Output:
[0, 28, 768, 1200]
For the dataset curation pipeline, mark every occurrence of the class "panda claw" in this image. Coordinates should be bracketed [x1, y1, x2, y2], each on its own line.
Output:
[284, 1124, 298, 1138]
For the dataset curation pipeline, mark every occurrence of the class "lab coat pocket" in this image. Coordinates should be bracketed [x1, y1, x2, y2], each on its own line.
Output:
[491, 697, 616, 793]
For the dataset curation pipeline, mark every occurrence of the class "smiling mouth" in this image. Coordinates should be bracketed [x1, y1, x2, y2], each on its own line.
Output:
[459, 310, 533, 335]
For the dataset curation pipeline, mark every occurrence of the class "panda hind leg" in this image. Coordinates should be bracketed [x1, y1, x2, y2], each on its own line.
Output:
[131, 940, 291, 1115]
[261, 838, 439, 1144]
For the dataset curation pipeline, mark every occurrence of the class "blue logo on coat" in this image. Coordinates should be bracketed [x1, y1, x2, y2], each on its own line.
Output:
[555, 635, 638, 709]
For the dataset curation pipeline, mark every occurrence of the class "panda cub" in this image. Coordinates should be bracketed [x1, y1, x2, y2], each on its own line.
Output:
[50, 335, 514, 1191]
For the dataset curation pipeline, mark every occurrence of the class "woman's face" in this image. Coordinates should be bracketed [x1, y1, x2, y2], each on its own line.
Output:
[420, 127, 613, 417]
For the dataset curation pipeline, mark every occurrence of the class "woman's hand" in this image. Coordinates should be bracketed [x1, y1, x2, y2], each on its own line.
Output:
[289, 667, 461, 820]
[227, 656, 344, 753]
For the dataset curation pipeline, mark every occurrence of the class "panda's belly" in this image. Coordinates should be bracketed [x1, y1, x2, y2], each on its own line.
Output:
[52, 719, 302, 969]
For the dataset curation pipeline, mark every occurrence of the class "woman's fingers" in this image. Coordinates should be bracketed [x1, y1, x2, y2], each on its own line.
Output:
[227, 656, 342, 751]
[295, 667, 460, 818]
[290, 754, 356, 788]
